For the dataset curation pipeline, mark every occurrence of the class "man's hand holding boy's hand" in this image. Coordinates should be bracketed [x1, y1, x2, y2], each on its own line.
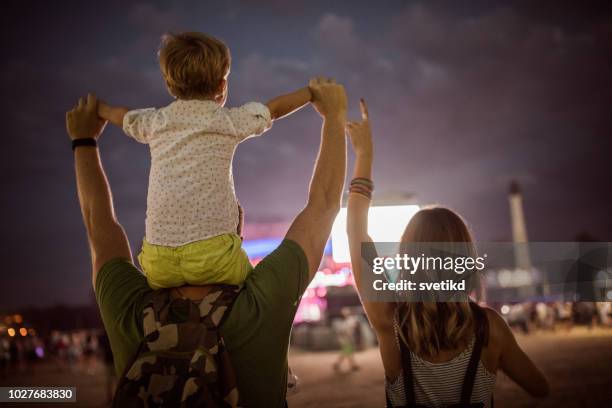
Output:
[66, 93, 107, 141]
[309, 77, 347, 119]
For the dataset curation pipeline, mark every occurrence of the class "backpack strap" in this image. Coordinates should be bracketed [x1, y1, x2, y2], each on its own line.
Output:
[197, 285, 241, 329]
[460, 303, 489, 405]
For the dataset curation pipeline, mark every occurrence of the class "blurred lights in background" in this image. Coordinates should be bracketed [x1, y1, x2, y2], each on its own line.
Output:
[497, 268, 534, 288]
[331, 205, 420, 263]
[0, 313, 34, 338]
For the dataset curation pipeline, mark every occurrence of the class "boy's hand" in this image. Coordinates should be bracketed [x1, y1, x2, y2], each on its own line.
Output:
[309, 77, 347, 119]
[346, 99, 373, 156]
[66, 93, 107, 141]
[96, 101, 129, 128]
[97, 100, 111, 120]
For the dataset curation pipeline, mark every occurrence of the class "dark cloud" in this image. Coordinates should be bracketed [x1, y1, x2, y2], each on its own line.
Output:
[1, 0, 611, 307]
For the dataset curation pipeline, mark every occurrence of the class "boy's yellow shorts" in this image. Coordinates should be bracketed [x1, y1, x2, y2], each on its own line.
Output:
[138, 233, 253, 290]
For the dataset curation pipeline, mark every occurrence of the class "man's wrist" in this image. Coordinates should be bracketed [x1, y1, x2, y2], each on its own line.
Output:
[303, 86, 314, 102]
[72, 138, 98, 151]
[323, 110, 347, 122]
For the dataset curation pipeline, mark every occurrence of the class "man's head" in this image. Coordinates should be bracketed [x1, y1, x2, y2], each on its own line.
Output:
[158, 32, 231, 103]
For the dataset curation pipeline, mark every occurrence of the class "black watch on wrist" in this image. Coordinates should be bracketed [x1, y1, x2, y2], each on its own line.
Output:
[72, 138, 97, 151]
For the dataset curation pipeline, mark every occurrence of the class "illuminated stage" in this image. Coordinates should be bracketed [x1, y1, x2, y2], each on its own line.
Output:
[242, 205, 421, 327]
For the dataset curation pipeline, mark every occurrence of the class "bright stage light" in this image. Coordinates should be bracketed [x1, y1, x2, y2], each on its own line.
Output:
[330, 204, 420, 263]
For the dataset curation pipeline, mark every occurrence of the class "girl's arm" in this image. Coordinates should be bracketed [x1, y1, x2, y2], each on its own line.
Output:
[491, 310, 550, 397]
[265, 87, 312, 121]
[347, 99, 400, 379]
[346, 99, 396, 335]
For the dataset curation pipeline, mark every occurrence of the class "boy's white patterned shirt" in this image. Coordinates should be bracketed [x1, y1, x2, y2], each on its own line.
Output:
[123, 99, 272, 246]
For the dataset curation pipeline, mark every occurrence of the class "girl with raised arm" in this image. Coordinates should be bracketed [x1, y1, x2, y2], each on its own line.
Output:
[345, 99, 549, 407]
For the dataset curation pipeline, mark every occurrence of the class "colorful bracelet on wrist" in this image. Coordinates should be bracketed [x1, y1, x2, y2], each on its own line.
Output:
[349, 188, 372, 199]
[349, 177, 374, 199]
[350, 178, 374, 189]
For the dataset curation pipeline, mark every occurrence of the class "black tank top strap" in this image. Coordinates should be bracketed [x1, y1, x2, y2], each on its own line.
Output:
[399, 336, 417, 406]
[460, 302, 489, 405]
[392, 303, 490, 408]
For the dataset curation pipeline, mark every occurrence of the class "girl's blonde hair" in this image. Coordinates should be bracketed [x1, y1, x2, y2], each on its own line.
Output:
[396, 206, 478, 357]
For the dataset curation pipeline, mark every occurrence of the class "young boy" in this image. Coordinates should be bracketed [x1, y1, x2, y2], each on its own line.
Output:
[97, 32, 312, 289]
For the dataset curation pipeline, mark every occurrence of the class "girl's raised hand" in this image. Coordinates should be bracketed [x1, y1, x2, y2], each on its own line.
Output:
[346, 98, 373, 156]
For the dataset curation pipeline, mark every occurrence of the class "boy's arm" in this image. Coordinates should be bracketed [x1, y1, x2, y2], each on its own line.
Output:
[98, 101, 130, 128]
[265, 87, 312, 121]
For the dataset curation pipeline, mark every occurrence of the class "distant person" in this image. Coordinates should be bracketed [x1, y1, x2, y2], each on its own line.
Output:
[535, 302, 555, 331]
[507, 303, 530, 334]
[0, 338, 9, 378]
[66, 77, 347, 406]
[23, 337, 37, 376]
[596, 302, 611, 327]
[345, 99, 550, 407]
[66, 334, 81, 372]
[96, 32, 312, 292]
[554, 302, 573, 332]
[573, 302, 598, 329]
[8, 339, 19, 373]
[333, 307, 360, 372]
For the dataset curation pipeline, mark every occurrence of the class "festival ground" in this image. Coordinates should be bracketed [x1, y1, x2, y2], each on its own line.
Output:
[0, 327, 610, 407]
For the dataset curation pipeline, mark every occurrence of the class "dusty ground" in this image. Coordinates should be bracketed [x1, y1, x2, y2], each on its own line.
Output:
[287, 327, 612, 407]
[1, 327, 610, 407]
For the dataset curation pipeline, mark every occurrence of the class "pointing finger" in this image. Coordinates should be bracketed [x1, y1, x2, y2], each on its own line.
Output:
[360, 98, 369, 121]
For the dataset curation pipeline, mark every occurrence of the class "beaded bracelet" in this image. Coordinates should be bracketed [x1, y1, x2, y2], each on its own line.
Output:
[349, 177, 374, 199]
[350, 177, 374, 190]
[349, 184, 372, 195]
[349, 188, 372, 199]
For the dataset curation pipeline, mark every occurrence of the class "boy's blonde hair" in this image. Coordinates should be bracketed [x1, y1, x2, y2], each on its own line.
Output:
[158, 32, 230, 100]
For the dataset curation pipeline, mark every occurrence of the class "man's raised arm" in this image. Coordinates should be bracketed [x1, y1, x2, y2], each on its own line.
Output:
[285, 78, 347, 280]
[66, 94, 132, 287]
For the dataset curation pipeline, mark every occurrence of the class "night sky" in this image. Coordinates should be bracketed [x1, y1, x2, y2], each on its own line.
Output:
[1, 0, 611, 307]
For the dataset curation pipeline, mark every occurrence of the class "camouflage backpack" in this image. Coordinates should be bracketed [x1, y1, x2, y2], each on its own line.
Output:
[113, 285, 241, 407]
